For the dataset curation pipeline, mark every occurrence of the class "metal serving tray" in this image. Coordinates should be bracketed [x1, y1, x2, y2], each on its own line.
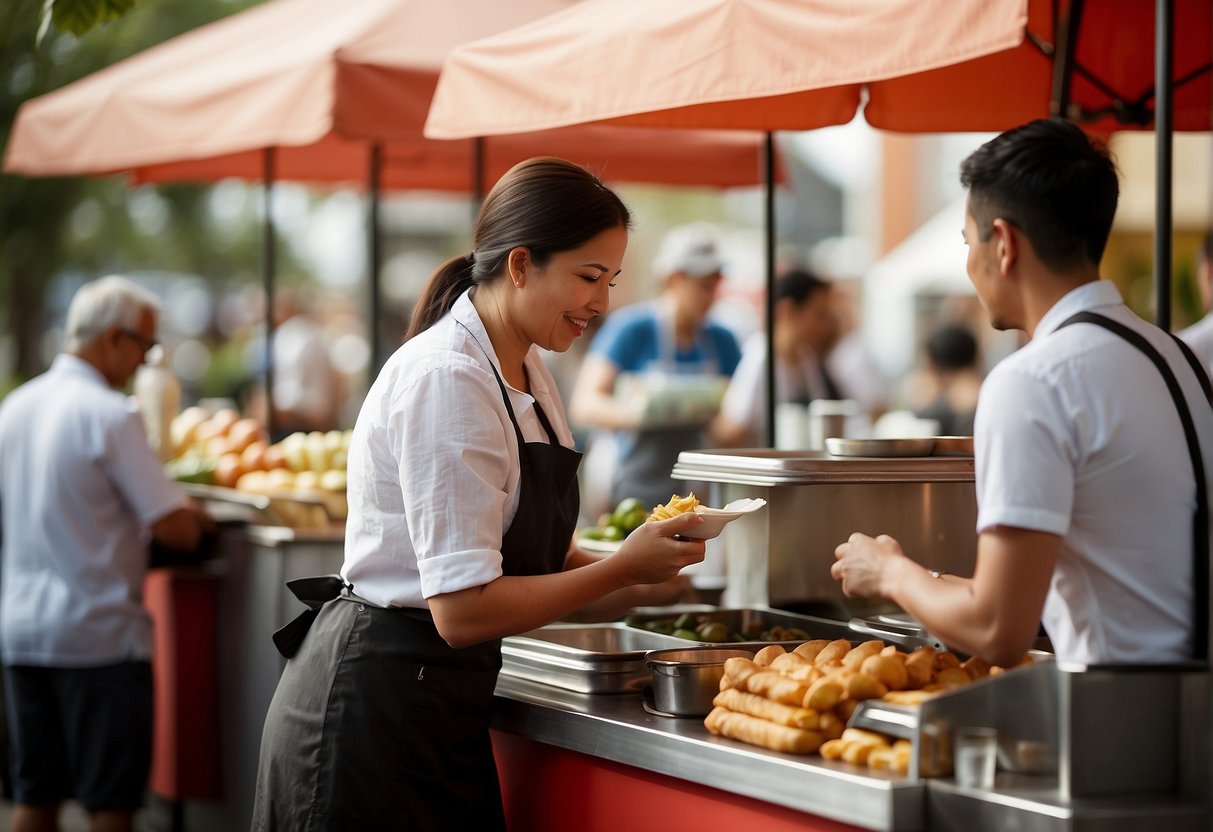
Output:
[625, 607, 937, 652]
[501, 623, 692, 694]
[502, 609, 941, 695]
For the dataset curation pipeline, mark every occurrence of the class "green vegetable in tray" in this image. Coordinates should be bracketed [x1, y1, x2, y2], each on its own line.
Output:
[629, 612, 811, 643]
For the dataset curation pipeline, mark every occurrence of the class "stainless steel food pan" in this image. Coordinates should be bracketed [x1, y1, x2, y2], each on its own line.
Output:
[500, 623, 691, 694]
[625, 607, 935, 652]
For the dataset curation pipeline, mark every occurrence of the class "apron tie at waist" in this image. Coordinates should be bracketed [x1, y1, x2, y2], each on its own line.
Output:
[272, 574, 351, 658]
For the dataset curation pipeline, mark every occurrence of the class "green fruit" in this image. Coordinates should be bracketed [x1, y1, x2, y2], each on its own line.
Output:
[672, 629, 700, 641]
[599, 525, 624, 542]
[620, 507, 648, 533]
[697, 622, 730, 643]
[611, 497, 646, 528]
[580, 527, 605, 540]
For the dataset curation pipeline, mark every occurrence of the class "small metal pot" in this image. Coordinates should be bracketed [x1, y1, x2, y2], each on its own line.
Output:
[646, 647, 755, 716]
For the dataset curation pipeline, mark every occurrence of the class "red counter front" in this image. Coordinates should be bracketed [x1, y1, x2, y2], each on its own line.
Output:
[144, 568, 222, 801]
[492, 730, 867, 832]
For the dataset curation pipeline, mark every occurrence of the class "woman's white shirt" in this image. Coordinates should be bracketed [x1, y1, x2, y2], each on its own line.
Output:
[341, 291, 574, 609]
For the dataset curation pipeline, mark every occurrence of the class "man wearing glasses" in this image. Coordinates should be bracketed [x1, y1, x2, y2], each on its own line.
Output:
[0, 275, 209, 832]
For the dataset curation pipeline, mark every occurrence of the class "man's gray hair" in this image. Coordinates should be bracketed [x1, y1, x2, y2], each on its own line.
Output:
[65, 275, 162, 353]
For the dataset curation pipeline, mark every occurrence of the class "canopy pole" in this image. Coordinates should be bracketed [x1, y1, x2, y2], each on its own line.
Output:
[262, 147, 276, 438]
[472, 137, 486, 220]
[1154, 0, 1174, 330]
[1050, 0, 1083, 117]
[368, 142, 384, 376]
[763, 132, 777, 449]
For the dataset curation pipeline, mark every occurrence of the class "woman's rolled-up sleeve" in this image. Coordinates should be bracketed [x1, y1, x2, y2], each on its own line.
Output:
[394, 358, 517, 598]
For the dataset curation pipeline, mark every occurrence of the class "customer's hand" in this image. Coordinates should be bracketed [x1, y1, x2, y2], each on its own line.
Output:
[831, 532, 906, 599]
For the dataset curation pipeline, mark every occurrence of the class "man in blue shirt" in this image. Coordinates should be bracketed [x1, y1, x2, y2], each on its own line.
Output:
[571, 223, 742, 512]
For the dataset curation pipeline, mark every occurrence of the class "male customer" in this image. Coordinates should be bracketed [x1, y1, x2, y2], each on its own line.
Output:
[1179, 230, 1213, 370]
[0, 275, 209, 832]
[832, 119, 1213, 666]
[570, 223, 742, 511]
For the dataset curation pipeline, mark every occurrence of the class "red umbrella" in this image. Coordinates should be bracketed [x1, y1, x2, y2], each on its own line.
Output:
[427, 0, 1211, 443]
[4, 0, 769, 190]
[4, 0, 776, 402]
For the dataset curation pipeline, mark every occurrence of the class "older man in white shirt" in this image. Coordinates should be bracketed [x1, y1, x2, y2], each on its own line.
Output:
[0, 276, 207, 832]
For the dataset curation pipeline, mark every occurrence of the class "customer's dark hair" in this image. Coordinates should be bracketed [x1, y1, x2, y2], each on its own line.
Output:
[775, 268, 830, 306]
[406, 157, 632, 340]
[925, 323, 978, 372]
[959, 118, 1119, 272]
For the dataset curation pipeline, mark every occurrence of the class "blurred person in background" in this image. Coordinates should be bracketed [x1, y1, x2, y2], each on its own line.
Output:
[826, 281, 888, 425]
[248, 286, 345, 439]
[251, 158, 704, 831]
[1178, 230, 1213, 371]
[0, 275, 210, 832]
[569, 222, 742, 512]
[903, 322, 984, 437]
[711, 268, 845, 447]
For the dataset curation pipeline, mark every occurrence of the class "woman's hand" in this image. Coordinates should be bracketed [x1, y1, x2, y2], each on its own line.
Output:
[831, 532, 907, 599]
[609, 512, 707, 585]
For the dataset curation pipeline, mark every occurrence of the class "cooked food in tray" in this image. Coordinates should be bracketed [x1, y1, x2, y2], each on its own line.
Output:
[702, 637, 1032, 774]
[629, 611, 809, 643]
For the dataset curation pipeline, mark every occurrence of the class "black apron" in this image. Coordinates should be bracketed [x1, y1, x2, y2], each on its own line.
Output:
[252, 349, 581, 831]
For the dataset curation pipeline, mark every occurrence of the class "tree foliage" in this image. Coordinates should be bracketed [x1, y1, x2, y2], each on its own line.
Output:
[1, 0, 303, 384]
[40, 0, 141, 41]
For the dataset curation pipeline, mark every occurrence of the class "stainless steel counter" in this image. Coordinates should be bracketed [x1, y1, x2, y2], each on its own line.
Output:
[492, 676, 1209, 832]
[493, 674, 922, 831]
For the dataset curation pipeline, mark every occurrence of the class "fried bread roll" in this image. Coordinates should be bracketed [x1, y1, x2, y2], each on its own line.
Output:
[712, 688, 820, 730]
[813, 639, 853, 667]
[742, 669, 810, 706]
[723, 657, 761, 690]
[841, 640, 886, 669]
[792, 639, 832, 662]
[752, 644, 787, 667]
[768, 651, 817, 681]
[705, 707, 823, 754]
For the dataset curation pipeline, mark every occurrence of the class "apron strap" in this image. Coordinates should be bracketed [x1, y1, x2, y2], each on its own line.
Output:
[1057, 311, 1210, 661]
[272, 574, 349, 658]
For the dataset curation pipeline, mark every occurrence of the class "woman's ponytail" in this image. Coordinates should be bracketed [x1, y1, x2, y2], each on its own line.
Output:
[404, 254, 476, 341]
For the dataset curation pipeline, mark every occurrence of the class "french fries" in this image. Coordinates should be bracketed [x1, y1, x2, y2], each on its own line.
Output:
[646, 492, 701, 521]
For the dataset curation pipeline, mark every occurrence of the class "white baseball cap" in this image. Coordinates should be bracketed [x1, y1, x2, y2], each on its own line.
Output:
[652, 223, 725, 279]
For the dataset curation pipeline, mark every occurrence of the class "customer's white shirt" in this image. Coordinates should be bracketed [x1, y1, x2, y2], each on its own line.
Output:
[976, 280, 1213, 664]
[1178, 313, 1213, 376]
[341, 291, 574, 609]
[0, 354, 186, 666]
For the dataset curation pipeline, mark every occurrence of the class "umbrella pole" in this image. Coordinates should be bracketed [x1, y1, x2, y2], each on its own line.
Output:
[472, 136, 486, 220]
[1154, 0, 1174, 330]
[263, 147, 276, 438]
[369, 143, 384, 376]
[1050, 0, 1083, 118]
[763, 132, 777, 449]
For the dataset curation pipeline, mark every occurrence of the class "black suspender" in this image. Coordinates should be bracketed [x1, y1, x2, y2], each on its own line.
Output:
[1057, 311, 1211, 661]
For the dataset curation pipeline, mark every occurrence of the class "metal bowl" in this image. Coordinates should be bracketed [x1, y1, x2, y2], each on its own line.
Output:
[930, 435, 975, 456]
[645, 647, 755, 716]
[825, 437, 936, 457]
